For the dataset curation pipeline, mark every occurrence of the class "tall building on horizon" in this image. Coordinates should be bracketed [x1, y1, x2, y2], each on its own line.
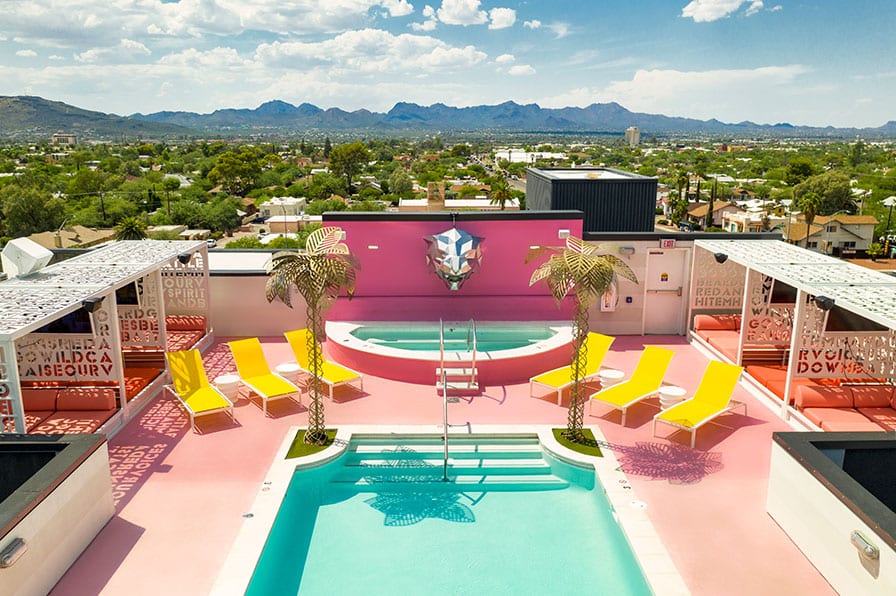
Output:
[625, 126, 640, 148]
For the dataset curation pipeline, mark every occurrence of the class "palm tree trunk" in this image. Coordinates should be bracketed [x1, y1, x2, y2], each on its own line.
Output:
[304, 300, 328, 445]
[565, 300, 590, 441]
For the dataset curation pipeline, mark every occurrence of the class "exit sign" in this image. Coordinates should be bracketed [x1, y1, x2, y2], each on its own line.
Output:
[660, 239, 676, 249]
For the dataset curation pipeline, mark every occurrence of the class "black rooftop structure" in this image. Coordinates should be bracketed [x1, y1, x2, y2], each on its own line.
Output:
[525, 167, 657, 233]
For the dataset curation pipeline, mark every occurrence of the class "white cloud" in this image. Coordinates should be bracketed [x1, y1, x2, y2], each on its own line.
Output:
[410, 19, 437, 31]
[546, 22, 570, 38]
[75, 39, 151, 64]
[681, 0, 765, 22]
[15, 49, 37, 57]
[381, 0, 415, 17]
[495, 53, 515, 64]
[488, 7, 516, 30]
[770, 4, 782, 11]
[255, 29, 485, 73]
[157, 47, 248, 69]
[0, 1, 408, 46]
[508, 64, 535, 76]
[745, 1, 763, 17]
[49, 55, 65, 60]
[523, 19, 541, 29]
[540, 65, 811, 123]
[411, 4, 438, 30]
[437, 0, 487, 26]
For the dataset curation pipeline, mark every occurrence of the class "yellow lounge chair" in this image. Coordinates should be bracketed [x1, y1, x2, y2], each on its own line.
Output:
[285, 329, 364, 401]
[588, 345, 675, 425]
[165, 349, 235, 430]
[529, 333, 615, 404]
[227, 337, 302, 415]
[653, 360, 746, 448]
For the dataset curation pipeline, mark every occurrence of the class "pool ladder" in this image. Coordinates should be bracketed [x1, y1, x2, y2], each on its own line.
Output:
[438, 319, 478, 481]
[436, 318, 479, 395]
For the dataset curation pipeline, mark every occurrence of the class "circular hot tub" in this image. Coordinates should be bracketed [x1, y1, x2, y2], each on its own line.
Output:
[325, 321, 575, 385]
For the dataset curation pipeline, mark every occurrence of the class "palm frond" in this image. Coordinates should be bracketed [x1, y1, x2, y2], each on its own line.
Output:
[529, 235, 640, 307]
[524, 245, 562, 264]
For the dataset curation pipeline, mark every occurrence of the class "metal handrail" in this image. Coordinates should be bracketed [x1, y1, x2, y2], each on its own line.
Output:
[439, 319, 449, 482]
[442, 366, 449, 482]
[469, 318, 478, 386]
[439, 318, 445, 373]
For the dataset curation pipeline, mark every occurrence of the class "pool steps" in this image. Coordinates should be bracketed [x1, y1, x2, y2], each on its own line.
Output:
[333, 437, 569, 492]
[436, 366, 479, 394]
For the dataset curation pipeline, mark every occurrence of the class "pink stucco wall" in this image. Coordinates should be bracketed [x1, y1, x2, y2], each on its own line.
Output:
[325, 216, 583, 321]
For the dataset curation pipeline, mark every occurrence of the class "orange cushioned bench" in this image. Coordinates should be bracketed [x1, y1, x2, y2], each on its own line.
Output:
[22, 387, 118, 434]
[693, 314, 741, 361]
[795, 384, 896, 431]
[121, 315, 207, 365]
[165, 314, 207, 352]
[22, 367, 162, 402]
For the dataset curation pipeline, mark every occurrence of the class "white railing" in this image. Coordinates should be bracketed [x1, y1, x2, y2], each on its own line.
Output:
[439, 319, 449, 481]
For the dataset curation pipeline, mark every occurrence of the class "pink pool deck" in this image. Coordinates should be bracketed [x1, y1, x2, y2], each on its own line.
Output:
[49, 335, 834, 596]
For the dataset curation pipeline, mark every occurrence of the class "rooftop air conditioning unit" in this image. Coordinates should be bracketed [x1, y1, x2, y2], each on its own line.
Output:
[1, 237, 53, 278]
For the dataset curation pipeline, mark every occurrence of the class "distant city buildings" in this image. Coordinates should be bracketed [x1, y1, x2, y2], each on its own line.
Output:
[624, 126, 640, 148]
[257, 196, 306, 219]
[51, 133, 77, 146]
[494, 148, 567, 163]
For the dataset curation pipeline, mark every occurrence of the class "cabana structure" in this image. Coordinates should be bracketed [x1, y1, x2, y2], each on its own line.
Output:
[0, 240, 212, 435]
[689, 239, 896, 430]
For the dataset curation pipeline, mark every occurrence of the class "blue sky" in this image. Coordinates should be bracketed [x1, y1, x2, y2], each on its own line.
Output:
[0, 1, 893, 127]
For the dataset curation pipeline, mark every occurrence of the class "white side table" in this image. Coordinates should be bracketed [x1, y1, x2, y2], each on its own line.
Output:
[275, 362, 302, 384]
[658, 385, 688, 409]
[598, 368, 625, 387]
[214, 374, 241, 401]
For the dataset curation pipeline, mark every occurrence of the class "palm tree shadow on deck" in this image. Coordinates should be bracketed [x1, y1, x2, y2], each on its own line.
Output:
[609, 441, 724, 485]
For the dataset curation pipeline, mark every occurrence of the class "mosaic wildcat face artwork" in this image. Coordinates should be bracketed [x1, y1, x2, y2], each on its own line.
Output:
[424, 227, 483, 290]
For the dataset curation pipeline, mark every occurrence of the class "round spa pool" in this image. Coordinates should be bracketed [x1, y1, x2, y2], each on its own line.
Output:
[325, 321, 574, 385]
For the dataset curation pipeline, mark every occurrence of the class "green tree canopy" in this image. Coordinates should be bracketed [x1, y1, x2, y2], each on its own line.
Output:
[388, 167, 413, 195]
[793, 171, 854, 215]
[784, 157, 814, 187]
[208, 149, 261, 196]
[0, 184, 66, 237]
[328, 142, 370, 194]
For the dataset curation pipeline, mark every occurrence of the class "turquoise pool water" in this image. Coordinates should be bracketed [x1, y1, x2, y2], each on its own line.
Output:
[247, 436, 652, 595]
[348, 323, 557, 352]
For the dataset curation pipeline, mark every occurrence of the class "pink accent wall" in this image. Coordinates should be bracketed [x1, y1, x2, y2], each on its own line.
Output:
[327, 217, 583, 321]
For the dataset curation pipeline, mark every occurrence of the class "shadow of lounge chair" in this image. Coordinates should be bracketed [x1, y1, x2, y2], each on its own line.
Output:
[529, 332, 616, 405]
[284, 329, 364, 401]
[164, 349, 235, 431]
[588, 345, 675, 425]
[653, 360, 746, 448]
[227, 337, 302, 415]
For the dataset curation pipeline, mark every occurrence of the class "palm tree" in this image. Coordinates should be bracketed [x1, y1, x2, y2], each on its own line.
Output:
[526, 236, 638, 442]
[796, 191, 821, 248]
[114, 216, 147, 240]
[489, 176, 513, 210]
[265, 226, 358, 445]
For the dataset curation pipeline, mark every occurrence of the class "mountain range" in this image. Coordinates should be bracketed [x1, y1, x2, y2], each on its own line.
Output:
[2, 95, 895, 140]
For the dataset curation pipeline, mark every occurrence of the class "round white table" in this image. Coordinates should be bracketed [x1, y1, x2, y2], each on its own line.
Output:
[658, 385, 688, 409]
[214, 373, 241, 400]
[275, 362, 302, 383]
[598, 368, 625, 387]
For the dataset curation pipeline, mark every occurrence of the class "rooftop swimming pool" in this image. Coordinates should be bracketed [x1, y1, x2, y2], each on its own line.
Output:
[243, 434, 651, 595]
[326, 321, 574, 384]
[348, 322, 557, 352]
